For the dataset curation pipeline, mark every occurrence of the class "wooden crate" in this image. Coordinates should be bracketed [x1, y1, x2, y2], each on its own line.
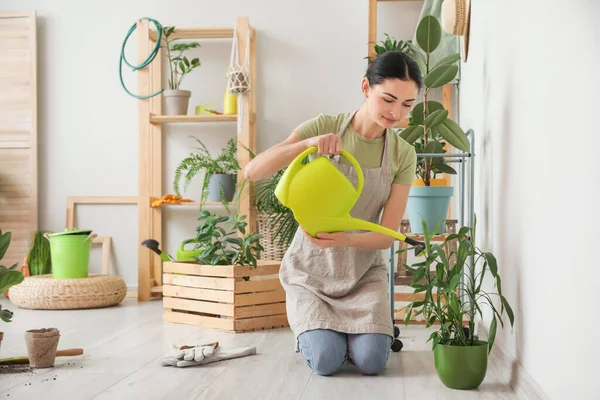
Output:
[162, 260, 289, 332]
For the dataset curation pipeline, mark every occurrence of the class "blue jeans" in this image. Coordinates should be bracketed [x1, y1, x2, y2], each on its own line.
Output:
[298, 329, 392, 376]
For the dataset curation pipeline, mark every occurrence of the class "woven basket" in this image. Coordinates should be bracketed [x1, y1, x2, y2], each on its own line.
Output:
[8, 274, 127, 310]
[257, 212, 290, 261]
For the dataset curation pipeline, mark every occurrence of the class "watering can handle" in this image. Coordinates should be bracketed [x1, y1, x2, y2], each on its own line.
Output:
[295, 146, 364, 196]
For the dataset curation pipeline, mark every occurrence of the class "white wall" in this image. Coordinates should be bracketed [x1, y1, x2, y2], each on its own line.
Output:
[460, 0, 600, 399]
[0, 0, 423, 286]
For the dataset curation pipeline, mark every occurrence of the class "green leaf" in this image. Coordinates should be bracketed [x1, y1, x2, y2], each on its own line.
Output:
[484, 252, 498, 277]
[488, 316, 497, 354]
[0, 308, 13, 323]
[424, 64, 458, 89]
[412, 266, 427, 284]
[501, 296, 515, 327]
[411, 101, 445, 125]
[423, 141, 444, 154]
[448, 273, 461, 291]
[433, 163, 457, 174]
[436, 262, 444, 281]
[183, 56, 190, 67]
[0, 231, 11, 260]
[0, 269, 24, 293]
[398, 125, 424, 144]
[431, 119, 470, 152]
[433, 53, 461, 69]
[424, 109, 448, 129]
[416, 16, 442, 54]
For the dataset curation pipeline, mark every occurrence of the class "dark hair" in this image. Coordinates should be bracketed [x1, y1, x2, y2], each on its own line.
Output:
[365, 51, 423, 91]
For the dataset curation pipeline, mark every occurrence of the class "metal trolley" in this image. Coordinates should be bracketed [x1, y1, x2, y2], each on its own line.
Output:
[388, 129, 476, 352]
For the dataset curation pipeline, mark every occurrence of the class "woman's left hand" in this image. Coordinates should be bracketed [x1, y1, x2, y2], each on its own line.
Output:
[303, 230, 352, 248]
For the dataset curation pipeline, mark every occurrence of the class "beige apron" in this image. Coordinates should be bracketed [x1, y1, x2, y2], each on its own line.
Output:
[279, 110, 394, 351]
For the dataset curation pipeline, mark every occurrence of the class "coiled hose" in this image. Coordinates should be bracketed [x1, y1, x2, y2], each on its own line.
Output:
[119, 17, 163, 99]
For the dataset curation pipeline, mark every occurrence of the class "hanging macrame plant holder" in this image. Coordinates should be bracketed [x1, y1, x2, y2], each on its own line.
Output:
[226, 26, 251, 133]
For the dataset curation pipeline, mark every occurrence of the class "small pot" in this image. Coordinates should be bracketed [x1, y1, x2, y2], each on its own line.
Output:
[208, 174, 236, 202]
[25, 328, 60, 368]
[163, 89, 191, 115]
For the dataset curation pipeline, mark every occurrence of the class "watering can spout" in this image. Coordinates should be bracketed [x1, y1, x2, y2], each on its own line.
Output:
[314, 217, 426, 257]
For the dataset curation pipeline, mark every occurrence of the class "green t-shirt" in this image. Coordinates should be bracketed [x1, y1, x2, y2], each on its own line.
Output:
[294, 112, 417, 184]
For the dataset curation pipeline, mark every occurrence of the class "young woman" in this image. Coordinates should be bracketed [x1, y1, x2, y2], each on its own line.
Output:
[244, 51, 422, 376]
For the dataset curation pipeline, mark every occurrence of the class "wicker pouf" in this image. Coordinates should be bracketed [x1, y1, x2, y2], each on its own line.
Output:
[8, 274, 127, 310]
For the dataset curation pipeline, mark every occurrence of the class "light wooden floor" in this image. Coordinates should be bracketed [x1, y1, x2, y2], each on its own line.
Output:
[0, 298, 541, 400]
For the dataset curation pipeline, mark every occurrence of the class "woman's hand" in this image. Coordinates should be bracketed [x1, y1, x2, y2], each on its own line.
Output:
[303, 229, 352, 248]
[306, 133, 342, 156]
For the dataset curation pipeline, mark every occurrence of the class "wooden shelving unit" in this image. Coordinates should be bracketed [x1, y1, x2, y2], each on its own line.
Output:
[137, 17, 256, 301]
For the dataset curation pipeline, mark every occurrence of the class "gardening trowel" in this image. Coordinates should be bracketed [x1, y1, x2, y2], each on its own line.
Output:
[0, 348, 84, 365]
[141, 239, 174, 262]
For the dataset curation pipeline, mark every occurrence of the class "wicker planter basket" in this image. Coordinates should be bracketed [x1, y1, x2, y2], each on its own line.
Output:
[256, 212, 290, 261]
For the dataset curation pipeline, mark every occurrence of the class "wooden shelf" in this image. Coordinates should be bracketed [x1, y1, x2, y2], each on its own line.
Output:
[161, 201, 236, 207]
[149, 27, 234, 41]
[150, 114, 237, 124]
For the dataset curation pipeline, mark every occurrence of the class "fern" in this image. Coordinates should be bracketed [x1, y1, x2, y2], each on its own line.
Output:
[173, 136, 242, 200]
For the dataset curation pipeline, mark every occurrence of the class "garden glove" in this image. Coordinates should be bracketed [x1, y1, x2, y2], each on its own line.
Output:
[161, 342, 257, 368]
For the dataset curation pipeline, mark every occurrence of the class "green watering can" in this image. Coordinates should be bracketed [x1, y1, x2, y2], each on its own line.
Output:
[274, 146, 426, 256]
[141, 238, 202, 262]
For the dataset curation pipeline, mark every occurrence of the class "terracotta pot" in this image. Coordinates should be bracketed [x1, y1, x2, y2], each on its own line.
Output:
[25, 328, 60, 368]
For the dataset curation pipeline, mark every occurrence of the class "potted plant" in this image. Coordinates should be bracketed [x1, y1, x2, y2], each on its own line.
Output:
[193, 209, 263, 267]
[161, 209, 288, 332]
[173, 137, 240, 204]
[393, 15, 470, 234]
[161, 26, 201, 115]
[401, 216, 515, 390]
[0, 230, 25, 352]
[252, 169, 299, 261]
[366, 33, 413, 63]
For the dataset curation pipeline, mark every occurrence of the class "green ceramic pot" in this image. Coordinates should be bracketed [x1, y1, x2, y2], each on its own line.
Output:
[434, 341, 488, 390]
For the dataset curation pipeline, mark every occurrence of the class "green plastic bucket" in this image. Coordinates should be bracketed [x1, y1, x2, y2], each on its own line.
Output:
[45, 229, 95, 279]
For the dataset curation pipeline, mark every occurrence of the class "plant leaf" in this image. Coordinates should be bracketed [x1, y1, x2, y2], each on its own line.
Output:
[501, 295, 515, 327]
[0, 269, 24, 293]
[0, 231, 10, 260]
[424, 109, 448, 129]
[416, 16, 442, 54]
[488, 316, 497, 354]
[411, 101, 445, 125]
[398, 125, 424, 144]
[448, 273, 461, 291]
[424, 64, 458, 89]
[433, 53, 461, 69]
[431, 119, 470, 152]
[484, 252, 498, 277]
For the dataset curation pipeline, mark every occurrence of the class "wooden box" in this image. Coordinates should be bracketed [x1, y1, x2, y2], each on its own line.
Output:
[162, 260, 289, 332]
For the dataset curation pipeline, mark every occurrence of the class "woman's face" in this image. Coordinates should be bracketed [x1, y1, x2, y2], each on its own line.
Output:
[362, 77, 419, 129]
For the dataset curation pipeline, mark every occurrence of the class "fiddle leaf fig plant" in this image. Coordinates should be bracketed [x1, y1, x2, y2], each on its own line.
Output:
[398, 15, 471, 186]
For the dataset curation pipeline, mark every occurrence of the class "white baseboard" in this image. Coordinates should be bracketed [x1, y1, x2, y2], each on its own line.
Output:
[477, 321, 550, 400]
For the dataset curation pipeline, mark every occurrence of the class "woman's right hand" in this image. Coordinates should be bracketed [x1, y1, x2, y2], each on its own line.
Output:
[306, 133, 343, 156]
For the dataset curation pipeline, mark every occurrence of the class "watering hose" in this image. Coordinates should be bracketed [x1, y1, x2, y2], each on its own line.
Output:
[119, 17, 164, 99]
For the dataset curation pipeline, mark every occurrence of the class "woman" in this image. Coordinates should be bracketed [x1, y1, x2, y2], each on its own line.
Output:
[243, 51, 422, 376]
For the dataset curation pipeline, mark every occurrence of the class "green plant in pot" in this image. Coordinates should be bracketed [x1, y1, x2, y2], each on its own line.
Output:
[161, 26, 201, 115]
[401, 216, 514, 390]
[0, 230, 25, 352]
[193, 209, 263, 269]
[253, 169, 299, 260]
[174, 137, 240, 205]
[366, 33, 413, 63]
[396, 15, 470, 234]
